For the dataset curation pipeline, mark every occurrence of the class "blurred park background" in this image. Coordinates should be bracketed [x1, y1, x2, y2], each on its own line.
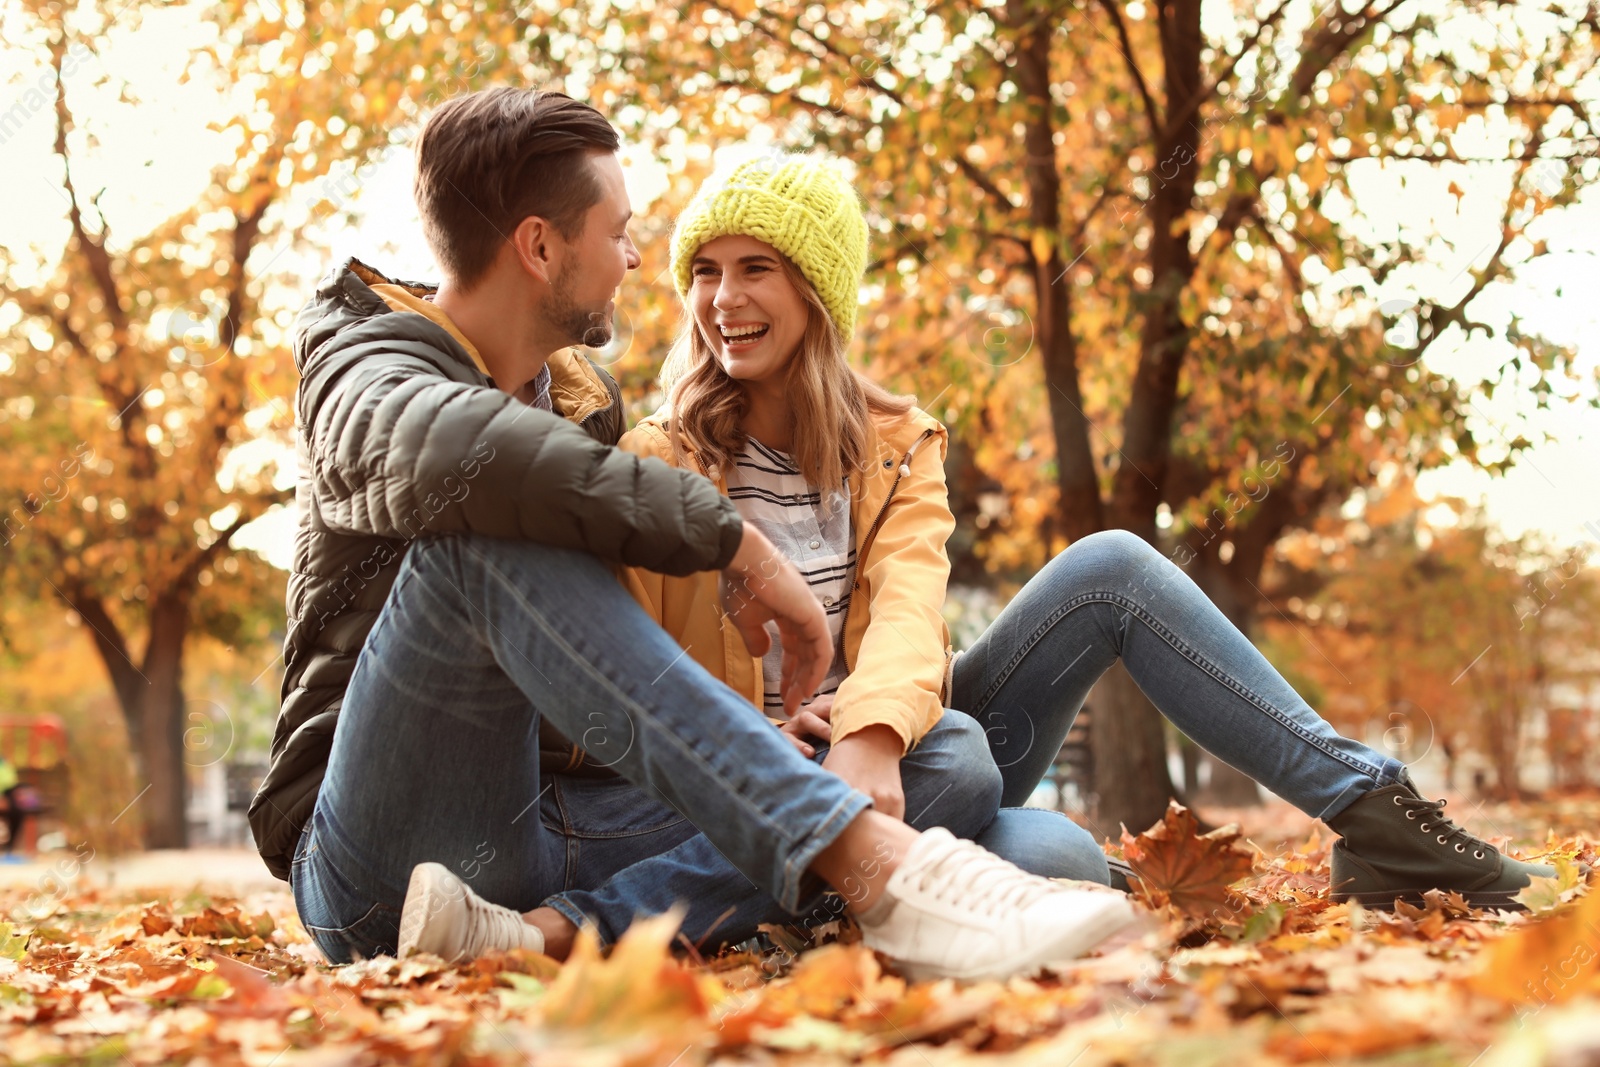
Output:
[1, 0, 1598, 865]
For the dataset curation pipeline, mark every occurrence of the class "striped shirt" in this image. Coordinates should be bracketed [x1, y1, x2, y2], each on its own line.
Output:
[725, 437, 854, 717]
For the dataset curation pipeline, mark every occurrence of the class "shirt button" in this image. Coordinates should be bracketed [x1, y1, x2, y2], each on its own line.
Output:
[823, 595, 836, 607]
[809, 539, 821, 550]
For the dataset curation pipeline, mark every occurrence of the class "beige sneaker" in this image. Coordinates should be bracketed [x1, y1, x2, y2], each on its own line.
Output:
[859, 827, 1139, 982]
[396, 862, 546, 962]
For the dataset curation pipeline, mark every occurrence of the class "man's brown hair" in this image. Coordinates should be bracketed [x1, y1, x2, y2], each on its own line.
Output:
[414, 88, 620, 287]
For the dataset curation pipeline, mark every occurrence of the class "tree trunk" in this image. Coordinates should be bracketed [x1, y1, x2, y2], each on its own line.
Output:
[139, 593, 191, 848]
[74, 592, 150, 752]
[1004, 0, 1182, 827]
[77, 586, 193, 848]
[1105, 0, 1204, 534]
[1008, 0, 1103, 545]
[1092, 0, 1209, 823]
[1089, 661, 1176, 836]
[1199, 754, 1264, 807]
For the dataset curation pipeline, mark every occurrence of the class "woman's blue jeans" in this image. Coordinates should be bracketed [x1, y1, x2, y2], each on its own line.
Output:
[952, 528, 1404, 851]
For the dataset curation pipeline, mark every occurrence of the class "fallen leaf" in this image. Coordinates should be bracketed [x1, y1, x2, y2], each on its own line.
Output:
[1266, 1019, 1435, 1062]
[177, 907, 274, 941]
[1515, 855, 1585, 914]
[534, 909, 713, 1061]
[140, 906, 175, 938]
[207, 956, 290, 1017]
[0, 924, 27, 961]
[1470, 887, 1600, 1003]
[1121, 801, 1258, 919]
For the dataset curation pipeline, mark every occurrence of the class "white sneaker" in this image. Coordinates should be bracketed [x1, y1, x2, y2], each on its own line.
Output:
[396, 862, 546, 962]
[858, 827, 1140, 982]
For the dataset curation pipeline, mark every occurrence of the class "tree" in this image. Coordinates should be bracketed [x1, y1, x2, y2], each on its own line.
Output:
[0, 6, 294, 845]
[0, 0, 536, 845]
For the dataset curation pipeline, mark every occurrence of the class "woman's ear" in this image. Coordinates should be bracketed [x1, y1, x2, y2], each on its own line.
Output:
[509, 215, 557, 283]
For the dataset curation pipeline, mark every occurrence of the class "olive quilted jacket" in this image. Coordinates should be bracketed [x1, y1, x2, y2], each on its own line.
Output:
[248, 259, 744, 879]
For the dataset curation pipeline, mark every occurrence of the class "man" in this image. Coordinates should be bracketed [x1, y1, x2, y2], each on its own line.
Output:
[251, 87, 1137, 983]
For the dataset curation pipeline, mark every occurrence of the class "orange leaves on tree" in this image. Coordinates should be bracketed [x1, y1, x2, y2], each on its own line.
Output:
[1120, 800, 1257, 919]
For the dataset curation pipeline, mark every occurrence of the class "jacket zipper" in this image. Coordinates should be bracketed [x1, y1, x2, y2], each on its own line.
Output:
[840, 429, 937, 673]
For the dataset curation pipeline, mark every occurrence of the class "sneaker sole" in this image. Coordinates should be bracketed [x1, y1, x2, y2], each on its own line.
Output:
[397, 862, 455, 960]
[1332, 888, 1527, 912]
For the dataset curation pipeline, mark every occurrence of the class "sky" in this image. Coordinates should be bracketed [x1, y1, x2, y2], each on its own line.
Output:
[1, 3, 1597, 573]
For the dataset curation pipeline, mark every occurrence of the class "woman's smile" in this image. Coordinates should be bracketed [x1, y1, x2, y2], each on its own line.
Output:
[717, 321, 771, 350]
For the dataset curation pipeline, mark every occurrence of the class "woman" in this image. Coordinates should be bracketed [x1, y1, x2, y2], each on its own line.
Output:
[537, 154, 1555, 955]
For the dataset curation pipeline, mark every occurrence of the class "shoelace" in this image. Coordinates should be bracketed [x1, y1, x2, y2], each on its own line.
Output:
[1392, 794, 1490, 859]
[463, 889, 532, 958]
[912, 838, 1059, 918]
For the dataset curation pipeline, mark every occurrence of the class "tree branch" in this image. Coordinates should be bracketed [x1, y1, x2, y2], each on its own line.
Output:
[955, 155, 1020, 212]
[1287, 0, 1414, 101]
[1158, 0, 1295, 145]
[174, 510, 256, 592]
[1098, 0, 1162, 137]
[706, 1, 1021, 214]
[51, 37, 126, 344]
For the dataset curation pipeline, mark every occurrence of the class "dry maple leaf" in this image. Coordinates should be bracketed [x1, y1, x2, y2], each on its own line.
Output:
[202, 955, 292, 1017]
[1120, 800, 1257, 919]
[1513, 854, 1585, 914]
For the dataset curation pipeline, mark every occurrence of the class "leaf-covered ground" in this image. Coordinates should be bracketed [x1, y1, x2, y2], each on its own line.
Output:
[3, 801, 1599, 1067]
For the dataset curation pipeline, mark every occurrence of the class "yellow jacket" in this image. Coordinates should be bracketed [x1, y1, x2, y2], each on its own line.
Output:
[619, 405, 955, 753]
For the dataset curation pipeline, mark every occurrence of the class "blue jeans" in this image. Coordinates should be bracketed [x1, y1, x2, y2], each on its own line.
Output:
[541, 531, 1404, 945]
[292, 532, 877, 964]
[952, 530, 1403, 823]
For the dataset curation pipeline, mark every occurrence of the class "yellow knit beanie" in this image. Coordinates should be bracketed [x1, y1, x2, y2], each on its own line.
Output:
[671, 154, 868, 340]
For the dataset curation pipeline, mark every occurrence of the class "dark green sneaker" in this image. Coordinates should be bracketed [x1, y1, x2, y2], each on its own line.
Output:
[1327, 773, 1558, 911]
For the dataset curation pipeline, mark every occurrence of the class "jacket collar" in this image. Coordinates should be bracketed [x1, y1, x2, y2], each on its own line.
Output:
[635, 404, 944, 490]
[341, 258, 611, 422]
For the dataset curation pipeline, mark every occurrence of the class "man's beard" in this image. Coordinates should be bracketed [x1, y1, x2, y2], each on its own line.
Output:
[546, 259, 613, 348]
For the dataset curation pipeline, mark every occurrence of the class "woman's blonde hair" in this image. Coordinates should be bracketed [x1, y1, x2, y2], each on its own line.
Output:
[660, 254, 912, 491]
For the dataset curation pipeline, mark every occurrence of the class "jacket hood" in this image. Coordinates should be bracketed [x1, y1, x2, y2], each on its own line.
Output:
[292, 258, 465, 377]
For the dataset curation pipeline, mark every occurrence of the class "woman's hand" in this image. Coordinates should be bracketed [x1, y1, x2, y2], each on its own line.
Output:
[822, 722, 906, 821]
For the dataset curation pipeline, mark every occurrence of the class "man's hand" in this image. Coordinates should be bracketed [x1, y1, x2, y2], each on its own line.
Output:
[779, 695, 834, 758]
[822, 723, 906, 821]
[722, 526, 831, 718]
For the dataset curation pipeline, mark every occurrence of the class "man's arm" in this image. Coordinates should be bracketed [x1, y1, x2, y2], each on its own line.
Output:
[299, 338, 742, 576]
